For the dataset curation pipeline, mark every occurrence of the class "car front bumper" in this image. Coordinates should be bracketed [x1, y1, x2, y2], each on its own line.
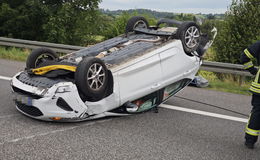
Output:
[11, 72, 89, 122]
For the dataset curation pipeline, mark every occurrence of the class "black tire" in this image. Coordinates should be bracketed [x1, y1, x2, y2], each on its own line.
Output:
[26, 48, 58, 69]
[125, 16, 149, 34]
[176, 22, 201, 54]
[75, 57, 108, 101]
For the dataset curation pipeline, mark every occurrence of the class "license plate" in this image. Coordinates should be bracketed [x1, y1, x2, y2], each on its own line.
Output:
[13, 93, 33, 106]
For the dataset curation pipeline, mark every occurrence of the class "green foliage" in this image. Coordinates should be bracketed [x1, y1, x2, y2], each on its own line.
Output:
[199, 19, 218, 41]
[199, 70, 252, 95]
[0, 0, 101, 45]
[0, 3, 226, 46]
[212, 0, 260, 64]
[99, 9, 216, 40]
[0, 46, 30, 61]
[102, 12, 132, 39]
[101, 9, 225, 20]
[100, 12, 157, 40]
[165, 13, 196, 21]
[207, 79, 251, 95]
[0, 1, 47, 40]
[42, 3, 100, 45]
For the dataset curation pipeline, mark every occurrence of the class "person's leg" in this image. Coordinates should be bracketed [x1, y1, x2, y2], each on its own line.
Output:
[245, 94, 260, 149]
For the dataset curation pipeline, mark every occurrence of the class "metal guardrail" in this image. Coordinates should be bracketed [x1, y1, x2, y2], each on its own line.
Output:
[0, 37, 252, 76]
[202, 61, 252, 77]
[0, 37, 85, 53]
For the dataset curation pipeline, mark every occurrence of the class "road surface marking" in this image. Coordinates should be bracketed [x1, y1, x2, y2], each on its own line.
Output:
[0, 114, 20, 119]
[160, 104, 248, 123]
[0, 74, 248, 123]
[0, 75, 11, 81]
[8, 126, 78, 143]
[0, 119, 111, 145]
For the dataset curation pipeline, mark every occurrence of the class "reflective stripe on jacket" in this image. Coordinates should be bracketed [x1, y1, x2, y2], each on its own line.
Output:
[242, 48, 260, 95]
[246, 127, 260, 136]
[244, 49, 254, 59]
[243, 61, 254, 69]
[245, 113, 260, 136]
[250, 69, 260, 95]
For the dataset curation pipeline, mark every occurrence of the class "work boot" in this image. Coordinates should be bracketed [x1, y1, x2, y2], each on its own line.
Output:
[245, 133, 257, 149]
[245, 140, 255, 149]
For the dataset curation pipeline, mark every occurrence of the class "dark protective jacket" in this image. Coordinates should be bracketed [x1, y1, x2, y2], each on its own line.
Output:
[241, 41, 260, 95]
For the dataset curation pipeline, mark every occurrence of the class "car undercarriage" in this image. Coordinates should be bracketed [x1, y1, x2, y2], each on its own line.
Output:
[10, 16, 215, 121]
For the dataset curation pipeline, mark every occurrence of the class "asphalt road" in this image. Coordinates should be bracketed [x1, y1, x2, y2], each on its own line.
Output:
[0, 59, 259, 160]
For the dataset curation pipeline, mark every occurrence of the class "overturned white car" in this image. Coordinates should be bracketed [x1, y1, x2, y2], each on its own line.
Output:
[11, 16, 213, 121]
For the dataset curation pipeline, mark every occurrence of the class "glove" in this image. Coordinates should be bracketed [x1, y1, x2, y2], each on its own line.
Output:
[247, 67, 258, 75]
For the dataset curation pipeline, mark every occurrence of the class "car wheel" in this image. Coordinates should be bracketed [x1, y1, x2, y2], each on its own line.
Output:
[75, 57, 108, 101]
[177, 22, 201, 55]
[125, 16, 149, 33]
[26, 48, 58, 69]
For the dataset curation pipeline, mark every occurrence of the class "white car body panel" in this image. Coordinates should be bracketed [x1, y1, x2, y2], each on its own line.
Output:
[117, 53, 162, 104]
[11, 33, 205, 121]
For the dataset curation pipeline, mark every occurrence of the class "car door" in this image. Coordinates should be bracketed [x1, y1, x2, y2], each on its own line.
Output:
[117, 53, 162, 104]
[159, 41, 199, 85]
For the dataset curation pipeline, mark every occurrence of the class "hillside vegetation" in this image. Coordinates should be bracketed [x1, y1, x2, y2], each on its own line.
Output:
[0, 0, 259, 66]
[0, 0, 257, 95]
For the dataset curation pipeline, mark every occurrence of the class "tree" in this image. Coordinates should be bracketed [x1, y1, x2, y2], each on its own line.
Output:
[207, 14, 215, 20]
[212, 0, 260, 64]
[100, 12, 157, 40]
[0, 0, 101, 45]
[0, 0, 47, 40]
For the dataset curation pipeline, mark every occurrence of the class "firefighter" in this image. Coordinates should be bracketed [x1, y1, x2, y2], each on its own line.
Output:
[240, 41, 260, 149]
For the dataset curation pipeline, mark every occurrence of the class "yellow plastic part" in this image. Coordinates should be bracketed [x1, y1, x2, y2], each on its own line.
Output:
[32, 65, 76, 75]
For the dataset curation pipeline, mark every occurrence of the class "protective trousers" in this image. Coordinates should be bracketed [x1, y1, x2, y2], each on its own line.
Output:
[245, 94, 260, 143]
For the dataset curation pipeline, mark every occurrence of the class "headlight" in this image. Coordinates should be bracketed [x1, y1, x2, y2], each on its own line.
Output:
[55, 86, 72, 93]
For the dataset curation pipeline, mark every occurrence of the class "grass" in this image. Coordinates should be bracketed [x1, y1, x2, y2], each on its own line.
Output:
[0, 46, 253, 96]
[93, 35, 105, 42]
[199, 70, 252, 95]
[206, 80, 251, 95]
[0, 47, 30, 61]
[199, 48, 252, 95]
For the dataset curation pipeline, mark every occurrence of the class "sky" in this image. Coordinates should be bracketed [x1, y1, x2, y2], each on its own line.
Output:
[99, 0, 233, 14]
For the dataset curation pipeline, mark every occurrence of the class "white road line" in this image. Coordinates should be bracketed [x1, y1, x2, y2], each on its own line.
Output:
[0, 114, 20, 119]
[0, 119, 111, 145]
[160, 104, 248, 123]
[0, 75, 11, 81]
[0, 73, 248, 135]
[8, 126, 78, 143]
[0, 75, 249, 124]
